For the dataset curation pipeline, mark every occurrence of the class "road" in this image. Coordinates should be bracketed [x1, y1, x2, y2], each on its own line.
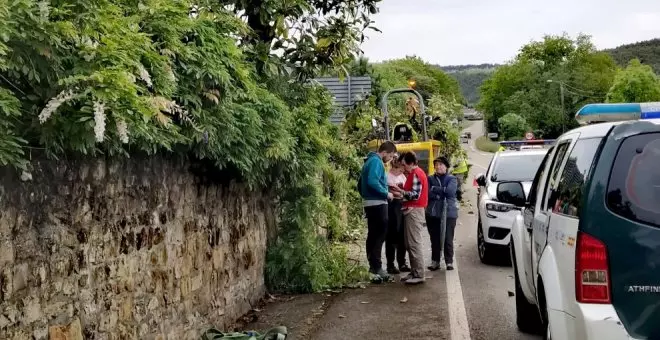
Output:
[456, 120, 541, 340]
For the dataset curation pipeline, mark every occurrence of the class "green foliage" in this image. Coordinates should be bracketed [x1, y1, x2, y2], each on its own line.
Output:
[498, 113, 529, 140]
[220, 0, 382, 80]
[606, 59, 660, 103]
[606, 38, 660, 74]
[2, 0, 379, 293]
[343, 57, 465, 159]
[478, 34, 617, 138]
[475, 136, 500, 153]
[373, 56, 463, 103]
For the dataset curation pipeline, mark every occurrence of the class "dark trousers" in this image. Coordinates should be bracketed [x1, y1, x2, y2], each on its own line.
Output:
[386, 200, 406, 268]
[426, 215, 458, 264]
[365, 204, 388, 272]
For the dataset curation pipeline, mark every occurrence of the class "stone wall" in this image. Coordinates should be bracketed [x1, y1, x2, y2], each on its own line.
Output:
[0, 155, 277, 339]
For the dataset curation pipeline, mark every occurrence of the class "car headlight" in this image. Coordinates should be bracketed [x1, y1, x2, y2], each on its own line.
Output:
[486, 202, 514, 213]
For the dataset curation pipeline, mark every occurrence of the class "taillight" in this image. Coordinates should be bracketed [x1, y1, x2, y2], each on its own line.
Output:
[575, 232, 611, 304]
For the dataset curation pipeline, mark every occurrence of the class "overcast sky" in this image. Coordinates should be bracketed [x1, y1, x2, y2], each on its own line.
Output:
[361, 0, 660, 65]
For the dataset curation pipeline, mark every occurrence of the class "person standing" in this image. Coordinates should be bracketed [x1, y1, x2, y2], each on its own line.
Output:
[385, 158, 409, 274]
[396, 151, 428, 285]
[358, 141, 397, 280]
[426, 157, 459, 271]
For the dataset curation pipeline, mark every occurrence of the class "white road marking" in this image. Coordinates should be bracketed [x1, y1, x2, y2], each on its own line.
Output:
[471, 163, 488, 171]
[447, 261, 472, 340]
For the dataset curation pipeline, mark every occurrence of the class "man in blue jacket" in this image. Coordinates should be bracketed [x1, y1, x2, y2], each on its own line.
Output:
[426, 156, 459, 271]
[358, 141, 397, 280]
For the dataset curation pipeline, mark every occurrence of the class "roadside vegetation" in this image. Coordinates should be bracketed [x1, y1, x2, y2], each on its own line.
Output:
[478, 34, 660, 139]
[1, 0, 383, 293]
[475, 136, 500, 153]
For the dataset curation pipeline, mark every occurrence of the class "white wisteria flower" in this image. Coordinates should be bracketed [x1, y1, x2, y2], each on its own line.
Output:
[137, 64, 153, 88]
[116, 119, 129, 144]
[93, 101, 106, 142]
[38, 90, 75, 123]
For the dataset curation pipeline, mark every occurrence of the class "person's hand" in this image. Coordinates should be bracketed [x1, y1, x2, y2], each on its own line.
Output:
[387, 192, 394, 201]
[393, 191, 403, 199]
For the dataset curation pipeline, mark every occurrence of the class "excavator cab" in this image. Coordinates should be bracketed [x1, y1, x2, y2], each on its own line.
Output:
[366, 88, 445, 175]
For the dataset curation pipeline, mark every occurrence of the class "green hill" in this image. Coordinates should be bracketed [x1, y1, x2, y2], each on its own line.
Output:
[436, 64, 500, 105]
[605, 38, 660, 73]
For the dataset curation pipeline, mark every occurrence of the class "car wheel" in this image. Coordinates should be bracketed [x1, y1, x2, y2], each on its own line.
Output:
[511, 243, 543, 334]
[477, 218, 495, 264]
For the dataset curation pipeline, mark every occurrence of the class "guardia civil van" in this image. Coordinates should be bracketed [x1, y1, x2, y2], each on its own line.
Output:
[499, 102, 660, 339]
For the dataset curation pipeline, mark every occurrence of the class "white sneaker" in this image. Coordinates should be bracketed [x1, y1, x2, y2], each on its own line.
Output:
[405, 277, 426, 285]
[400, 273, 414, 282]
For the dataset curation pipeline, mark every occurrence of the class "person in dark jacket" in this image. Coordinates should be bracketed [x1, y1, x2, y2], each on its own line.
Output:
[426, 156, 459, 271]
[358, 141, 397, 280]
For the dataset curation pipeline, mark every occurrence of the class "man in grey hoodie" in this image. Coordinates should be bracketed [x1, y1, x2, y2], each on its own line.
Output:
[358, 141, 397, 280]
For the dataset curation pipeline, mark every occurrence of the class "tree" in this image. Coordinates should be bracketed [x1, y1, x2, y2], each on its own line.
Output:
[478, 34, 617, 138]
[217, 0, 382, 80]
[498, 113, 529, 140]
[606, 59, 660, 103]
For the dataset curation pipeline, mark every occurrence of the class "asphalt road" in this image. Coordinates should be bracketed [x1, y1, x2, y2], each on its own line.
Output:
[456, 120, 541, 340]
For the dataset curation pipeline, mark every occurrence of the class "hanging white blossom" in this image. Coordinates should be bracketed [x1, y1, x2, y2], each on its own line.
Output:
[37, 1, 50, 21]
[137, 64, 153, 88]
[38, 90, 75, 123]
[93, 101, 106, 142]
[116, 119, 129, 144]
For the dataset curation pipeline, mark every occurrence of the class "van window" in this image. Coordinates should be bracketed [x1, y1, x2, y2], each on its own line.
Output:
[607, 133, 660, 227]
[550, 138, 602, 217]
[543, 141, 571, 210]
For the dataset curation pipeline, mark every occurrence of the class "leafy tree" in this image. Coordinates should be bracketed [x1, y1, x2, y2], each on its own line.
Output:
[217, 0, 382, 80]
[498, 113, 529, 140]
[478, 34, 617, 138]
[606, 59, 660, 103]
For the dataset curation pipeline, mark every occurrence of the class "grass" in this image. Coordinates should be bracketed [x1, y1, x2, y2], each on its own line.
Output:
[475, 136, 500, 153]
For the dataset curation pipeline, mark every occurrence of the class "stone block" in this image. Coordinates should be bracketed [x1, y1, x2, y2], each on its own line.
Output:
[0, 241, 14, 269]
[11, 263, 28, 293]
[48, 317, 83, 340]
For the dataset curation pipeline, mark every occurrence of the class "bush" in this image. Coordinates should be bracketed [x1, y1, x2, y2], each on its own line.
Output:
[1, 0, 367, 293]
[475, 136, 500, 153]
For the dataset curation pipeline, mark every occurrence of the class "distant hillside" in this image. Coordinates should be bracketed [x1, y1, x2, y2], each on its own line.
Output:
[605, 38, 660, 73]
[436, 64, 500, 105]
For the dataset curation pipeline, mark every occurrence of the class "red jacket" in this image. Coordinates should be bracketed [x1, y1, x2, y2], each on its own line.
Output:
[403, 167, 428, 208]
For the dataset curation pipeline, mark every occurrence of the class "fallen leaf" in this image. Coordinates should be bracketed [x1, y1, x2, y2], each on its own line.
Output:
[339, 315, 346, 319]
[400, 297, 408, 303]
[253, 308, 263, 312]
[360, 301, 370, 304]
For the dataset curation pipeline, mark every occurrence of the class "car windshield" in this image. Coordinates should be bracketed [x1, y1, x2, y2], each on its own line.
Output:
[491, 154, 546, 182]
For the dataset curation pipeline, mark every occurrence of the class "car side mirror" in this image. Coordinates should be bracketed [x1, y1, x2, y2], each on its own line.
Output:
[475, 173, 486, 187]
[496, 181, 526, 207]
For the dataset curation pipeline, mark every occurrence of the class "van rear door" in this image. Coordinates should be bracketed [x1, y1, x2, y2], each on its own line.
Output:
[583, 121, 660, 339]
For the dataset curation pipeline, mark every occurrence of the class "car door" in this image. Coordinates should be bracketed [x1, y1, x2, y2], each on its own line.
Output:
[521, 146, 554, 292]
[531, 136, 576, 290]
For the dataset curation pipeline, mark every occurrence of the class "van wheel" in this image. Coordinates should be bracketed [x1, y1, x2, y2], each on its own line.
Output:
[477, 219, 495, 264]
[511, 244, 543, 334]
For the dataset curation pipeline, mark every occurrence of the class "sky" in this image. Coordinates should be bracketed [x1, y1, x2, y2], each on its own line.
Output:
[361, 0, 660, 66]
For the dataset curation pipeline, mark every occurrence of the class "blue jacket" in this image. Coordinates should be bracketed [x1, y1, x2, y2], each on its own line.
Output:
[358, 152, 389, 201]
[426, 174, 458, 219]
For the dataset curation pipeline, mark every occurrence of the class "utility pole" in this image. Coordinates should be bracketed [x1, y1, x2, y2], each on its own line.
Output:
[547, 79, 566, 133]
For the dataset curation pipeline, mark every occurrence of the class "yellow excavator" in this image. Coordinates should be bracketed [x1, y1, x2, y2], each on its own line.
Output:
[366, 88, 444, 175]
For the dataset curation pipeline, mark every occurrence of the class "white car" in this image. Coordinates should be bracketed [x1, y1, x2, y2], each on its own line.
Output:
[502, 102, 660, 339]
[475, 149, 547, 264]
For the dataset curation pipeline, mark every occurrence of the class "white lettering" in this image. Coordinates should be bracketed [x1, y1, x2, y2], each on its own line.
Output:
[626, 286, 660, 293]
